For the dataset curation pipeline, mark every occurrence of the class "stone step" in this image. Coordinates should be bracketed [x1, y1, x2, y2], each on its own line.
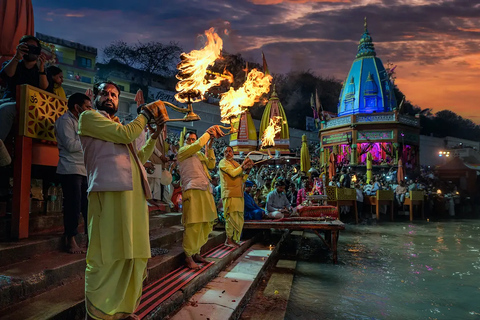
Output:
[0, 213, 182, 268]
[149, 212, 182, 230]
[142, 235, 259, 320]
[0, 225, 186, 309]
[168, 235, 286, 320]
[0, 233, 86, 268]
[0, 203, 173, 240]
[0, 230, 230, 320]
[0, 249, 86, 311]
[239, 259, 298, 320]
[149, 224, 183, 246]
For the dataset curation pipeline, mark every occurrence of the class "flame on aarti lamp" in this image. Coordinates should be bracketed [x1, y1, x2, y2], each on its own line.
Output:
[175, 28, 224, 103]
[261, 116, 283, 148]
[219, 69, 273, 124]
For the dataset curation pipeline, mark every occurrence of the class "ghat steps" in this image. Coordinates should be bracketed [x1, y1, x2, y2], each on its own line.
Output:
[0, 211, 285, 320]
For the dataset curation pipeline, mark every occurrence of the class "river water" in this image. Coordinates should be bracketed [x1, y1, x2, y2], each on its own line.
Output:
[284, 220, 480, 320]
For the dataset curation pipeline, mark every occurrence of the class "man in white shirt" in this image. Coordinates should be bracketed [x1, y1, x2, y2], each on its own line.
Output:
[177, 127, 225, 269]
[266, 180, 296, 219]
[55, 93, 91, 253]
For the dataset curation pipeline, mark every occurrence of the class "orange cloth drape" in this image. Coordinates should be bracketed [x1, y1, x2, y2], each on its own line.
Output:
[397, 158, 404, 183]
[0, 0, 34, 64]
[328, 153, 336, 179]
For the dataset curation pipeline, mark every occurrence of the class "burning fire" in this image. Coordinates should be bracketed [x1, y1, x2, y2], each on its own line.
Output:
[175, 28, 224, 103]
[206, 68, 234, 84]
[219, 69, 272, 124]
[261, 116, 283, 148]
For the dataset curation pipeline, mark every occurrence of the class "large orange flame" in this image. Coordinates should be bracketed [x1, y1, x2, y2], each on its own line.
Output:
[219, 69, 272, 124]
[261, 116, 283, 148]
[175, 28, 224, 103]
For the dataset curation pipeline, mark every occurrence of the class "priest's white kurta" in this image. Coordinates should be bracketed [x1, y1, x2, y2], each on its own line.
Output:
[177, 133, 216, 257]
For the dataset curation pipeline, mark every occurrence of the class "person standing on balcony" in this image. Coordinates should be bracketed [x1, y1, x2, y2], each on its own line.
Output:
[218, 146, 253, 247]
[177, 128, 225, 269]
[55, 93, 91, 254]
[78, 81, 167, 320]
[0, 35, 48, 165]
[46, 65, 66, 99]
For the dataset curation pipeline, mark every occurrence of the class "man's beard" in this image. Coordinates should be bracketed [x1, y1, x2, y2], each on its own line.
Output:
[96, 100, 117, 116]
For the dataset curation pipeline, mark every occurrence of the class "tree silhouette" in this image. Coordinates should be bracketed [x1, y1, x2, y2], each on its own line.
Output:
[103, 40, 182, 84]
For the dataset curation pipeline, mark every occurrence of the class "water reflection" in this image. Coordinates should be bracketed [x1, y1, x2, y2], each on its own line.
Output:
[285, 220, 480, 320]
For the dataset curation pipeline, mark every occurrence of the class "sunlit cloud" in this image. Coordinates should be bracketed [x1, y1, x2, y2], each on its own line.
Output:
[31, 0, 480, 124]
[247, 0, 352, 4]
[457, 27, 480, 33]
[65, 13, 85, 17]
[395, 52, 480, 120]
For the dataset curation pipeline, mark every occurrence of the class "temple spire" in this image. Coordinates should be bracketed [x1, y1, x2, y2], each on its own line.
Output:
[337, 19, 397, 116]
[356, 17, 376, 59]
[262, 52, 270, 76]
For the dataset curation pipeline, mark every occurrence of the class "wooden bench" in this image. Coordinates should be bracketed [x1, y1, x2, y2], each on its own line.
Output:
[404, 191, 425, 221]
[364, 190, 394, 221]
[326, 186, 358, 224]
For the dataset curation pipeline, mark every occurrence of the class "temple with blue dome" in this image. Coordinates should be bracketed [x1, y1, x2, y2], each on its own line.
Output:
[320, 18, 420, 171]
[338, 19, 397, 116]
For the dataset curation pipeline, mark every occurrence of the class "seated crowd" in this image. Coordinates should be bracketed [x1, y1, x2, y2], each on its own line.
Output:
[157, 145, 460, 223]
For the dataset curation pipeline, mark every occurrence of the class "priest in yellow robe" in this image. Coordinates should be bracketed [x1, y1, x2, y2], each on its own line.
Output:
[177, 126, 225, 269]
[79, 81, 166, 320]
[218, 146, 253, 246]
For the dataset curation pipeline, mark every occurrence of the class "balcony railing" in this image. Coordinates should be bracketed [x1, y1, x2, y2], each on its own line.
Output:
[57, 56, 95, 71]
[322, 115, 352, 129]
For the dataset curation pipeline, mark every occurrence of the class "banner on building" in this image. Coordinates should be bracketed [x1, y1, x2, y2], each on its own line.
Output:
[357, 131, 394, 141]
[321, 131, 352, 146]
[148, 87, 187, 109]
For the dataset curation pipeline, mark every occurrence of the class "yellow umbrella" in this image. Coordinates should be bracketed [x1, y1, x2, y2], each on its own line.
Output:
[324, 148, 330, 167]
[366, 151, 373, 184]
[179, 127, 187, 147]
[300, 135, 311, 174]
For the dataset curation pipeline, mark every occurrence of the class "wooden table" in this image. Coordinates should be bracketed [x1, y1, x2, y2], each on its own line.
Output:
[243, 219, 345, 264]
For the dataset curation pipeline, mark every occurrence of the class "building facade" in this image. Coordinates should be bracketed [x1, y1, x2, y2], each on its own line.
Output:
[319, 20, 420, 172]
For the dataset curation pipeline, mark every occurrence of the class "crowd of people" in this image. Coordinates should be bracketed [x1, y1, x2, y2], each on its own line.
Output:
[0, 35, 476, 320]
[156, 139, 469, 226]
[0, 35, 68, 166]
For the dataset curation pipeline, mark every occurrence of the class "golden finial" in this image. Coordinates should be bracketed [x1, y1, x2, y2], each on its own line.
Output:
[364, 17, 368, 31]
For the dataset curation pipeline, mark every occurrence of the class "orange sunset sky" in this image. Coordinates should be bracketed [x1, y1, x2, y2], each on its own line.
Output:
[32, 0, 480, 124]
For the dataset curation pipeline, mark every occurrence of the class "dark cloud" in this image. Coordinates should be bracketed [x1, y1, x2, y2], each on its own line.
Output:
[31, 0, 480, 122]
